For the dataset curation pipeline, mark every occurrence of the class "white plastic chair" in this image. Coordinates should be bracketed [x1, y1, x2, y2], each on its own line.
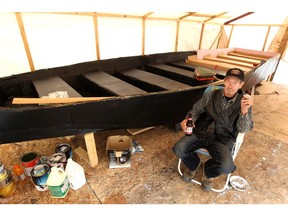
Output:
[177, 132, 245, 192]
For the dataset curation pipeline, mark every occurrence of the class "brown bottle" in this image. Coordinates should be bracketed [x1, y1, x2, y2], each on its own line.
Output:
[185, 113, 193, 136]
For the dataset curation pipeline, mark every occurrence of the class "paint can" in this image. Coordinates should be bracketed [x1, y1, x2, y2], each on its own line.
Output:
[0, 162, 8, 181]
[30, 164, 51, 191]
[21, 152, 40, 176]
[55, 143, 72, 159]
[48, 153, 66, 169]
[0, 170, 17, 198]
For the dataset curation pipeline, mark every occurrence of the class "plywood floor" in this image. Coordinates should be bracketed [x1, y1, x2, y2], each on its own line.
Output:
[1, 81, 288, 206]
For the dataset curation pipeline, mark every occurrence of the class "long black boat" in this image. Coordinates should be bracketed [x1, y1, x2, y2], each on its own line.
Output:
[0, 48, 280, 144]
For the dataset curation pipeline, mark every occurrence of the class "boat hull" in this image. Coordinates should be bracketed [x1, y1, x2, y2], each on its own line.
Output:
[0, 86, 209, 144]
[0, 49, 280, 144]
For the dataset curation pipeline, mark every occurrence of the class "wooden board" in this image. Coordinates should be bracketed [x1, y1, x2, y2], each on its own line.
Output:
[168, 61, 226, 76]
[217, 54, 261, 65]
[228, 52, 267, 61]
[147, 64, 195, 78]
[12, 97, 112, 104]
[33, 76, 82, 98]
[127, 127, 155, 135]
[83, 71, 147, 96]
[232, 50, 271, 59]
[121, 69, 191, 90]
[74, 132, 98, 167]
[186, 56, 251, 72]
[203, 55, 255, 69]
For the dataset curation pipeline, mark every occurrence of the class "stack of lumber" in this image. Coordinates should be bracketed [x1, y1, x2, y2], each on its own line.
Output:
[186, 50, 269, 73]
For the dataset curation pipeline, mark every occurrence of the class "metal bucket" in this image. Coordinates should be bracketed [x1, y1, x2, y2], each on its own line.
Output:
[55, 143, 72, 159]
[0, 170, 16, 198]
[30, 164, 51, 191]
[21, 152, 40, 176]
[48, 153, 66, 169]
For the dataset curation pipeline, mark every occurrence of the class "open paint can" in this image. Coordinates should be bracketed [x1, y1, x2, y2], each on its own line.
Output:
[0, 162, 8, 181]
[21, 152, 40, 176]
[48, 153, 67, 169]
[0, 170, 16, 198]
[55, 143, 72, 159]
[30, 164, 51, 191]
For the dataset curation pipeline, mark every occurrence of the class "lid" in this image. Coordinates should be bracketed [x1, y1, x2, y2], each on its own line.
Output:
[229, 176, 249, 191]
[46, 167, 67, 186]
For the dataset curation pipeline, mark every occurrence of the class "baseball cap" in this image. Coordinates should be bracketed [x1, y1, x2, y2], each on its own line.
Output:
[225, 68, 245, 82]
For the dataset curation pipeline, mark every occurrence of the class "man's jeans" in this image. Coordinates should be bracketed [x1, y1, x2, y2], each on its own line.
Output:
[173, 133, 236, 178]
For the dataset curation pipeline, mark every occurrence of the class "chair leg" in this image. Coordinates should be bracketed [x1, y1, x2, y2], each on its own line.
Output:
[177, 158, 232, 192]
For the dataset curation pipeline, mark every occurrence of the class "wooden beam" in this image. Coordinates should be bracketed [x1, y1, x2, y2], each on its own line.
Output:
[179, 12, 197, 20]
[143, 12, 153, 18]
[217, 54, 261, 65]
[204, 12, 227, 23]
[12, 97, 113, 104]
[209, 26, 223, 49]
[217, 26, 224, 48]
[187, 56, 251, 72]
[203, 56, 254, 68]
[224, 12, 254, 25]
[232, 50, 271, 59]
[268, 26, 288, 81]
[262, 26, 271, 51]
[227, 25, 234, 47]
[227, 23, 287, 27]
[198, 23, 205, 50]
[228, 52, 268, 61]
[175, 20, 180, 52]
[93, 14, 100, 60]
[74, 133, 98, 167]
[15, 12, 35, 71]
[141, 13, 153, 55]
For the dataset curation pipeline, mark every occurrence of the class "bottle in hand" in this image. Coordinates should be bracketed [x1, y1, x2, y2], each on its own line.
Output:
[185, 113, 193, 136]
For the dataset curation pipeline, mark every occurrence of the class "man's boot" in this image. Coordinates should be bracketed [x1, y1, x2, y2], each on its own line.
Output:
[182, 162, 201, 182]
[201, 163, 215, 191]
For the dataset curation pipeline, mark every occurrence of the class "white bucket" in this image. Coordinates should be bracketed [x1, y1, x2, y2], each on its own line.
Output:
[65, 158, 86, 190]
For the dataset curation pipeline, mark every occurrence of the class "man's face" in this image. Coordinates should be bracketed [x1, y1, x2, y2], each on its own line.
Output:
[223, 76, 244, 97]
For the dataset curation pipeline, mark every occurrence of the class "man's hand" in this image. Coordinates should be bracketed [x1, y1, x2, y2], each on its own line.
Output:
[241, 94, 253, 115]
[180, 118, 195, 132]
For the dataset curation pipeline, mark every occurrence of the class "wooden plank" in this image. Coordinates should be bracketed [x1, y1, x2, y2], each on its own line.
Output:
[12, 96, 112, 104]
[127, 127, 155, 135]
[169, 61, 226, 76]
[74, 132, 98, 167]
[121, 69, 191, 90]
[15, 12, 35, 71]
[203, 55, 255, 69]
[33, 76, 82, 98]
[233, 49, 272, 59]
[217, 54, 261, 65]
[83, 71, 147, 96]
[147, 64, 195, 78]
[230, 51, 269, 60]
[186, 56, 251, 72]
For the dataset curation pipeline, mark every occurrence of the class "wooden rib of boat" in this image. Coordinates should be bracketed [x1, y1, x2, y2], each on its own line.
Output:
[0, 48, 280, 144]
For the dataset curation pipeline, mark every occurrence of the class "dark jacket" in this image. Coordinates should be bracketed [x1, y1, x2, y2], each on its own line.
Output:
[193, 90, 242, 148]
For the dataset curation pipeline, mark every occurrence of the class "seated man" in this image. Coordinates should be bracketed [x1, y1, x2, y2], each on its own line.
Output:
[173, 68, 254, 191]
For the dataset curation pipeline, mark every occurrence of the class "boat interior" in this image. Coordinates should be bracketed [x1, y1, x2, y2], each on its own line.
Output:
[0, 60, 220, 108]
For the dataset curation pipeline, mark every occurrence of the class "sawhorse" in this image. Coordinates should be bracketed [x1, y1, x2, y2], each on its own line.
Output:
[74, 133, 98, 167]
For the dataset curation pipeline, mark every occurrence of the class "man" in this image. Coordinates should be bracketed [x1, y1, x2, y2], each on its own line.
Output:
[173, 68, 254, 191]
